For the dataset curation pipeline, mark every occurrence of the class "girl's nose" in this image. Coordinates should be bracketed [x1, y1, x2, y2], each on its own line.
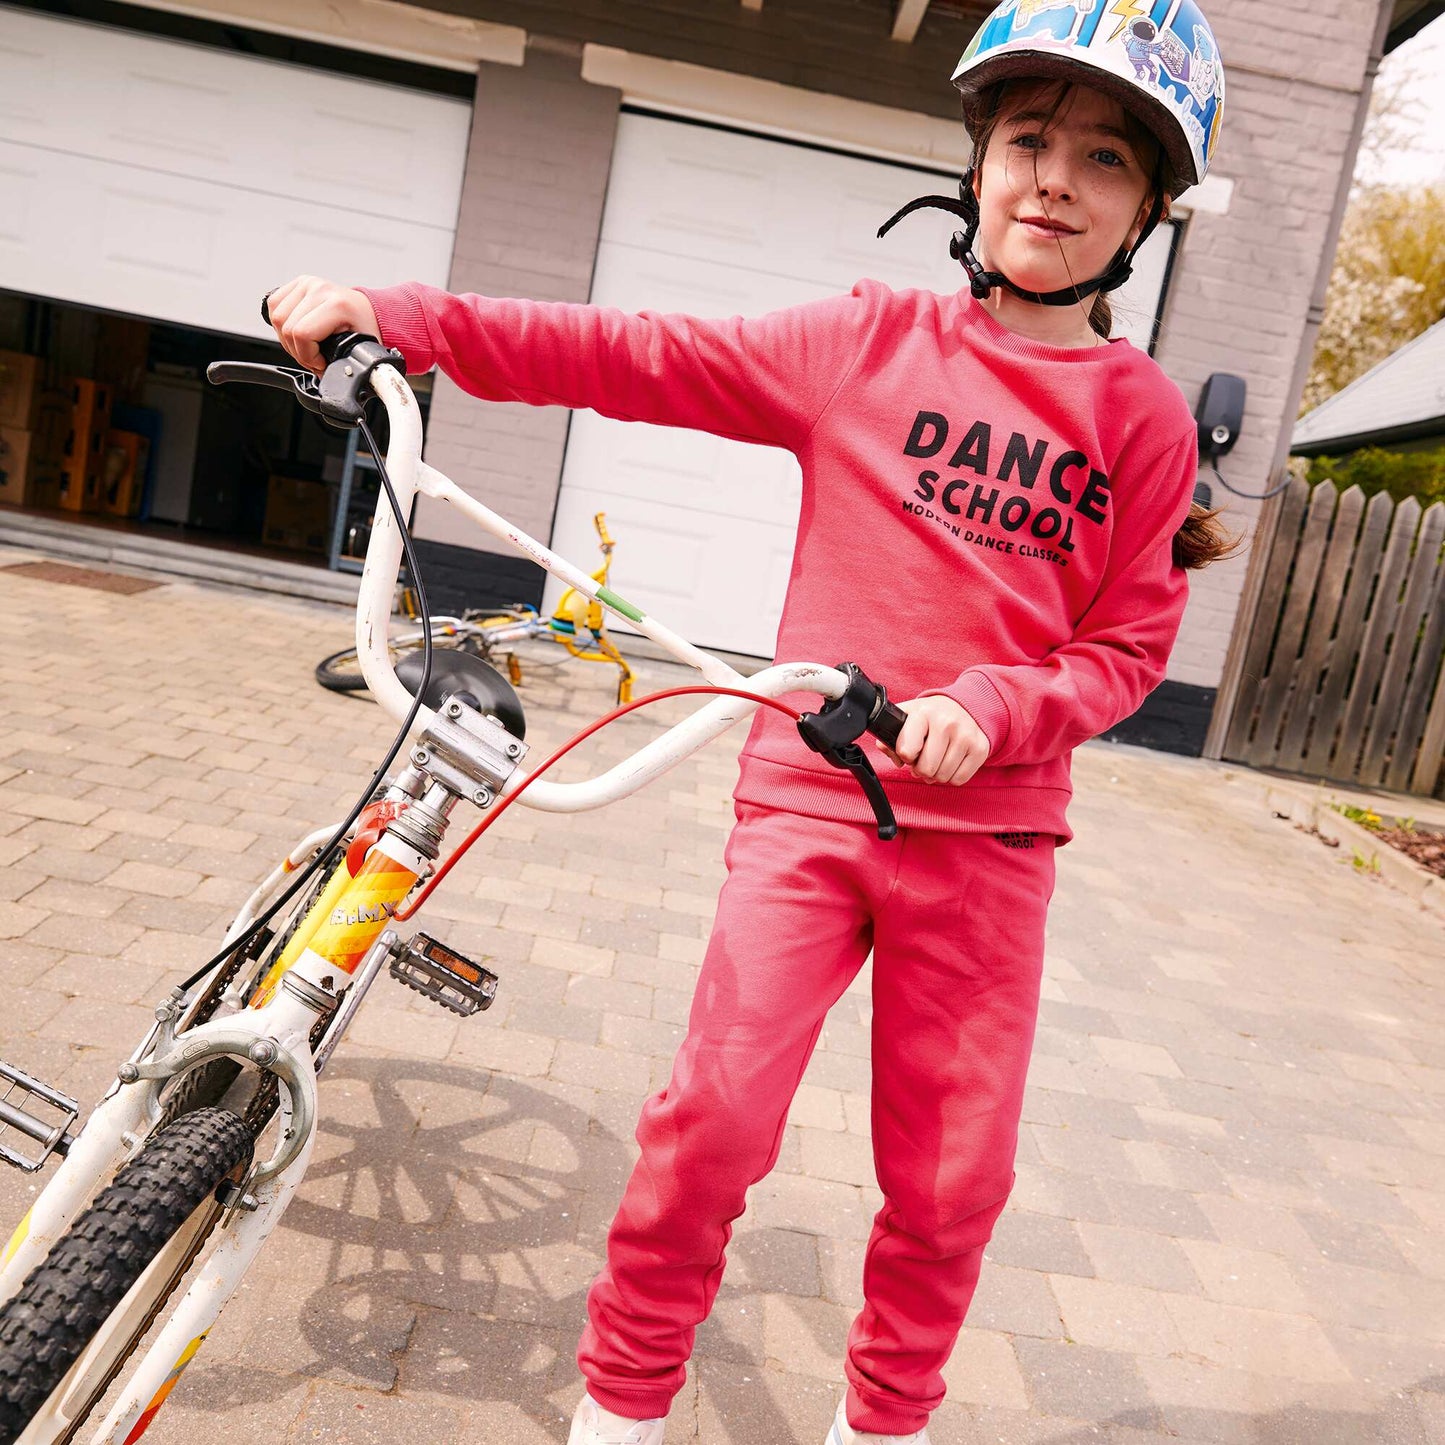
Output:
[1037, 166, 1075, 204]
[1033, 150, 1077, 203]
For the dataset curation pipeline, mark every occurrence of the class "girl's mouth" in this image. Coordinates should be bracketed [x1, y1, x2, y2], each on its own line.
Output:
[1016, 215, 1080, 237]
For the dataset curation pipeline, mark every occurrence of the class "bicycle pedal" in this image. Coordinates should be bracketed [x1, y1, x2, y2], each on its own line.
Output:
[0, 1059, 79, 1173]
[389, 933, 499, 1017]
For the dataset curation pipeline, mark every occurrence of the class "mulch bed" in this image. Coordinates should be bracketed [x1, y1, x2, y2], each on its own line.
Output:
[1376, 827, 1445, 880]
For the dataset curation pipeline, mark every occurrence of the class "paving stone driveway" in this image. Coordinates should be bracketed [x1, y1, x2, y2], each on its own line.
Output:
[0, 549, 1442, 1445]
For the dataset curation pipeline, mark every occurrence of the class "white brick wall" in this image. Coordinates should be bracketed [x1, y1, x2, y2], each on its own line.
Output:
[412, 40, 619, 554]
[1153, 0, 1385, 689]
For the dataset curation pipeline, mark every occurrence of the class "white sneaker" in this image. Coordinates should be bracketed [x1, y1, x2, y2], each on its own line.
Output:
[567, 1392, 666, 1445]
[826, 1397, 932, 1444]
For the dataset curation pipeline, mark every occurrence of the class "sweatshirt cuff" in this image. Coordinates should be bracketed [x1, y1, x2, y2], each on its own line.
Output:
[356, 284, 436, 374]
[922, 671, 1013, 762]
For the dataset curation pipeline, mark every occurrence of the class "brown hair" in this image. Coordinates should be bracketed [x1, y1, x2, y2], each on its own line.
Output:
[972, 80, 1237, 570]
[1173, 503, 1241, 570]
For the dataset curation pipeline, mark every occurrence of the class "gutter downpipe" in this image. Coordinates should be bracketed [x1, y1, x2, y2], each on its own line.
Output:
[1202, 0, 1398, 760]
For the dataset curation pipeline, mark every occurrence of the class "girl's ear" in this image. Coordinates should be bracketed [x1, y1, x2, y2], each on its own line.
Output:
[1125, 190, 1163, 250]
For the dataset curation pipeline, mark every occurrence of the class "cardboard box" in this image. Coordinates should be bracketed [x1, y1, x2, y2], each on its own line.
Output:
[0, 422, 64, 509]
[68, 378, 112, 444]
[263, 474, 332, 555]
[58, 379, 113, 512]
[100, 429, 151, 517]
[0, 352, 44, 430]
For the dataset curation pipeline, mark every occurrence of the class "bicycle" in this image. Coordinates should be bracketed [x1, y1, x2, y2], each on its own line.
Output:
[314, 512, 637, 704]
[0, 320, 906, 1445]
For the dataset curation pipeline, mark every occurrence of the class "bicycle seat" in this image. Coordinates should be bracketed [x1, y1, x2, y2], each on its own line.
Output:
[395, 650, 526, 740]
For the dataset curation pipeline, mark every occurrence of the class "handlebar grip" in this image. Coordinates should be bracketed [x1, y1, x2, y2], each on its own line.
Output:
[869, 699, 907, 751]
[317, 332, 351, 366]
[258, 294, 351, 366]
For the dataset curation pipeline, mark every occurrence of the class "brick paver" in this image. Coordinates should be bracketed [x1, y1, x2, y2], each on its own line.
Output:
[0, 548, 1442, 1443]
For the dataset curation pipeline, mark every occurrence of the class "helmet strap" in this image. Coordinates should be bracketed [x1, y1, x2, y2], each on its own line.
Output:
[878, 169, 1167, 309]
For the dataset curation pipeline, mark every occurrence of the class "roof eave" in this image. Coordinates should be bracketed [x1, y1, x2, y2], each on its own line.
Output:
[1291, 414, 1445, 456]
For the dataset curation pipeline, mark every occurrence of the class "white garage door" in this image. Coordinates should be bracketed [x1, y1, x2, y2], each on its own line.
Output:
[0, 8, 470, 342]
[550, 110, 1174, 658]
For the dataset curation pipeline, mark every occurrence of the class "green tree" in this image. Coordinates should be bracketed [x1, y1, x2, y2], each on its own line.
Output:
[1303, 185, 1445, 412]
[1302, 64, 1445, 413]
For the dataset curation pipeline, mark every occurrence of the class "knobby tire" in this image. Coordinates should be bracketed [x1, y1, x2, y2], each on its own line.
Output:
[0, 1107, 254, 1442]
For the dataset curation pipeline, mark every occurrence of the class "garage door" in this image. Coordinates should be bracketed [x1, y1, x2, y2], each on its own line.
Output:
[0, 8, 469, 341]
[549, 110, 1175, 657]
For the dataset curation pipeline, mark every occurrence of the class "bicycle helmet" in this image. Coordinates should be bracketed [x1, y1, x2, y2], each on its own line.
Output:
[879, 0, 1226, 306]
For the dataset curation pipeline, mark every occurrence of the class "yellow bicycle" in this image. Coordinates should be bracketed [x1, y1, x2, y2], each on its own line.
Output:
[315, 511, 635, 704]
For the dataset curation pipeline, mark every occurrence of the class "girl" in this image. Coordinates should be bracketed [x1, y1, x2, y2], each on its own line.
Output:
[268, 4, 1231, 1440]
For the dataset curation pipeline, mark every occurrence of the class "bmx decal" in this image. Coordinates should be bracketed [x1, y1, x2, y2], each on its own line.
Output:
[290, 851, 417, 975]
[251, 849, 421, 1007]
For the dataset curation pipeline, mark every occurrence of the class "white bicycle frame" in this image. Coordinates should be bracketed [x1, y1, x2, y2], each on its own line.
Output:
[0, 361, 851, 1445]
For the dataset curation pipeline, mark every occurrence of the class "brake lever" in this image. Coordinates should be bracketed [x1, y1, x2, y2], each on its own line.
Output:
[206, 360, 326, 417]
[206, 339, 405, 429]
[796, 662, 904, 841]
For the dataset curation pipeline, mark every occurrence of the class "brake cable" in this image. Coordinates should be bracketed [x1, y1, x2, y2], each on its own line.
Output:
[176, 363, 432, 996]
[394, 687, 804, 920]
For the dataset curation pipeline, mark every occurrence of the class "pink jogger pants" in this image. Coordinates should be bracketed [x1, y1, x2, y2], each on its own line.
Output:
[579, 802, 1056, 1434]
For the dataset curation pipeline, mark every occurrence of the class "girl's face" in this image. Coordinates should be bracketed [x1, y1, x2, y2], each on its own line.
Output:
[973, 82, 1157, 299]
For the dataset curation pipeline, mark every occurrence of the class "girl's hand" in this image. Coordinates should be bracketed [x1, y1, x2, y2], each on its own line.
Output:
[883, 696, 991, 786]
[265, 276, 380, 375]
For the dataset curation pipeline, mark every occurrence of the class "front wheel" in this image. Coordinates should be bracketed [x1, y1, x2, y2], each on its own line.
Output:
[0, 1108, 254, 1444]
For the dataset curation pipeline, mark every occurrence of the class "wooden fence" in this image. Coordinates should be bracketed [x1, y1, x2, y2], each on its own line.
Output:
[1223, 477, 1445, 798]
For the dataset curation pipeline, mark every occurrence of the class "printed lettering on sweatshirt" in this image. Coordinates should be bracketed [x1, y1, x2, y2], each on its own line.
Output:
[900, 410, 1113, 569]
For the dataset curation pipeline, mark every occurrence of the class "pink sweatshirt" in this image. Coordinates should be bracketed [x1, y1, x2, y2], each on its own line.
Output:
[360, 279, 1199, 840]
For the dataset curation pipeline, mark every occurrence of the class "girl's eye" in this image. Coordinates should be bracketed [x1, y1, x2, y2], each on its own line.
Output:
[1010, 132, 1045, 150]
[1094, 149, 1127, 168]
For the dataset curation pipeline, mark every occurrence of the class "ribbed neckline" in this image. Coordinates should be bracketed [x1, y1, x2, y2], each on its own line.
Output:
[955, 290, 1136, 365]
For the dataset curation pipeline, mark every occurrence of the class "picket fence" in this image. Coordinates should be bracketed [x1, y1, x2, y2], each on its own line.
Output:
[1223, 477, 1445, 798]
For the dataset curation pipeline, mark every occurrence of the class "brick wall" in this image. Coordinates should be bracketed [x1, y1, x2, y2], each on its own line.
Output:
[413, 39, 621, 553]
[1153, 0, 1386, 690]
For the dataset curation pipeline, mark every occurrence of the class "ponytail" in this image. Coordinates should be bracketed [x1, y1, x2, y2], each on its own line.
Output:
[1173, 504, 1240, 570]
[1087, 292, 1112, 339]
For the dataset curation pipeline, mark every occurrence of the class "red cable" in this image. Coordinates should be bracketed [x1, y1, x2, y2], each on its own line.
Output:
[394, 685, 802, 920]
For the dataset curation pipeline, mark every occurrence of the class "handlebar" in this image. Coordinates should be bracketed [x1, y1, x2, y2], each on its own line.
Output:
[208, 306, 403, 430]
[209, 304, 910, 835]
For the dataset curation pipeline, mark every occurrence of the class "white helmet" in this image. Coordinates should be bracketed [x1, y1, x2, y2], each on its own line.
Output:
[952, 0, 1226, 197]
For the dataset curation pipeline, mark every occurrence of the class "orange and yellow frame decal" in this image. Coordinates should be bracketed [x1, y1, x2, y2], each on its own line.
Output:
[250, 848, 419, 1009]
[2, 1206, 31, 1269]
[122, 1331, 207, 1443]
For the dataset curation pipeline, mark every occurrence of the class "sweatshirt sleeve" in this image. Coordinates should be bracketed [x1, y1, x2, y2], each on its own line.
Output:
[926, 429, 1199, 768]
[356, 280, 880, 453]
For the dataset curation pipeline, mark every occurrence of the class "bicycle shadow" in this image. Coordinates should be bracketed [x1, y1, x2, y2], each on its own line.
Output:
[171, 1054, 818, 1442]
[152, 1055, 1441, 1444]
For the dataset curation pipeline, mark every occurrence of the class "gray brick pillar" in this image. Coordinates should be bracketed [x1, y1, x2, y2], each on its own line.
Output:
[412, 37, 620, 606]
